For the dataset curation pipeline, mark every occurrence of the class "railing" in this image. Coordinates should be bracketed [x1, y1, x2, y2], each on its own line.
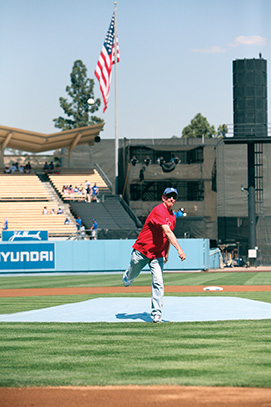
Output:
[224, 123, 271, 138]
[119, 195, 143, 228]
[66, 228, 94, 240]
[66, 227, 140, 240]
[94, 163, 112, 192]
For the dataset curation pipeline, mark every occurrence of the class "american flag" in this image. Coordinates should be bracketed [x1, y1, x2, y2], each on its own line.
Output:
[95, 13, 120, 112]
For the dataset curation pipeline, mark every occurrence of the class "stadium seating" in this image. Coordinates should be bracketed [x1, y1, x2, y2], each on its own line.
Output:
[0, 174, 76, 236]
[0, 174, 49, 200]
[0, 201, 76, 236]
[49, 170, 111, 201]
[70, 198, 141, 240]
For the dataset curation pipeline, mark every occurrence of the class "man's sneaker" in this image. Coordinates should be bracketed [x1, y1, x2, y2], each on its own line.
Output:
[122, 273, 132, 287]
[152, 314, 162, 323]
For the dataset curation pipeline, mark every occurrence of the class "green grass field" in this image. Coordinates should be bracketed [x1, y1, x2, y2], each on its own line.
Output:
[0, 270, 270, 289]
[0, 272, 271, 388]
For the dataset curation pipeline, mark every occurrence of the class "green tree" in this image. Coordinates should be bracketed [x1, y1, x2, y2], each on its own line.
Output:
[53, 60, 103, 130]
[182, 113, 217, 138]
[217, 124, 228, 138]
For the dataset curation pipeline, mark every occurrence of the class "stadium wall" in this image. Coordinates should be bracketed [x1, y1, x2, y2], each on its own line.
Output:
[0, 239, 219, 273]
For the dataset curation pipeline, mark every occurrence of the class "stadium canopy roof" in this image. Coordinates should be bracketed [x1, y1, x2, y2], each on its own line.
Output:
[0, 123, 104, 154]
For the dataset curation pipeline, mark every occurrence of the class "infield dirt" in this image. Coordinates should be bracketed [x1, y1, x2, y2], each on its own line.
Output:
[0, 284, 271, 297]
[1, 385, 271, 407]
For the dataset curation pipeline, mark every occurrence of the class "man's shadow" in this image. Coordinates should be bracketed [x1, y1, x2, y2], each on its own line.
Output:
[115, 312, 152, 322]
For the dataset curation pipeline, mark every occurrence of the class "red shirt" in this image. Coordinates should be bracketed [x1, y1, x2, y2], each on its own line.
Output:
[133, 203, 176, 259]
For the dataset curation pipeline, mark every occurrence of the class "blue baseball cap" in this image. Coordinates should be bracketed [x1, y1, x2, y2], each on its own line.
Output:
[163, 187, 178, 196]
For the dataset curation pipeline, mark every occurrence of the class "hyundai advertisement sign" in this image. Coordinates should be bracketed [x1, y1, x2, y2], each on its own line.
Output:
[0, 243, 55, 271]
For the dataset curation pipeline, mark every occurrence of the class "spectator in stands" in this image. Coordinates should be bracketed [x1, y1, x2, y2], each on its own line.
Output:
[42, 206, 48, 215]
[170, 154, 180, 164]
[79, 225, 86, 239]
[222, 249, 232, 267]
[231, 248, 245, 267]
[10, 163, 17, 173]
[78, 184, 84, 195]
[74, 185, 79, 193]
[139, 167, 145, 182]
[218, 247, 225, 269]
[90, 219, 98, 240]
[174, 208, 183, 218]
[49, 161, 54, 173]
[76, 216, 82, 231]
[85, 180, 91, 188]
[54, 165, 60, 175]
[19, 164, 24, 173]
[64, 217, 70, 225]
[43, 162, 49, 174]
[50, 208, 56, 215]
[85, 184, 92, 202]
[2, 217, 8, 230]
[62, 185, 69, 195]
[231, 248, 239, 267]
[157, 156, 165, 166]
[174, 208, 187, 218]
[144, 156, 152, 166]
[57, 207, 64, 215]
[4, 166, 11, 173]
[131, 156, 138, 166]
[24, 161, 32, 174]
[91, 183, 99, 202]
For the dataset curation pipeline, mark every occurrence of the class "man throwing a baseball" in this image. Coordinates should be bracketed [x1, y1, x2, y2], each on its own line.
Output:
[122, 187, 186, 323]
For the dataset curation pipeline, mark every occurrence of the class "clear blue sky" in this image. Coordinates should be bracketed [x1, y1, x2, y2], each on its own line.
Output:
[1, 0, 271, 140]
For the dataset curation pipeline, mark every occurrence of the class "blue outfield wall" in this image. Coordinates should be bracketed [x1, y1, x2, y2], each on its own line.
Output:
[0, 239, 220, 273]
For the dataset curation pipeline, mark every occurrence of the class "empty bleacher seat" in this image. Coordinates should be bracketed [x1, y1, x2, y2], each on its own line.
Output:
[0, 174, 49, 200]
[0, 174, 77, 236]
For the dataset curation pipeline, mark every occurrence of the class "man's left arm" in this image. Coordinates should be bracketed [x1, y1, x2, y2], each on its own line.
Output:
[164, 239, 170, 263]
[161, 224, 186, 261]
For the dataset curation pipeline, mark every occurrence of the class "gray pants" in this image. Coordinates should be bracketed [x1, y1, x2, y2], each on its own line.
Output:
[123, 249, 164, 318]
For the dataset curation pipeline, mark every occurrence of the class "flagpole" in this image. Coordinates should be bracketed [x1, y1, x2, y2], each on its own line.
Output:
[114, 2, 119, 195]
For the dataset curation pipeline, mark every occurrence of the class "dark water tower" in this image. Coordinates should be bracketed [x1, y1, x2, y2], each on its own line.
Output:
[225, 57, 269, 265]
[233, 57, 268, 139]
